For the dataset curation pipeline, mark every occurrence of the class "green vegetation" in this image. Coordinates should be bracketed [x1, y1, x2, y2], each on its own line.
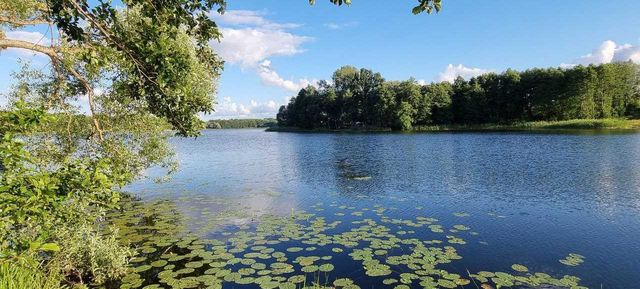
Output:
[104, 196, 588, 289]
[0, 258, 66, 289]
[206, 119, 277, 129]
[560, 253, 586, 267]
[277, 63, 640, 131]
[268, 119, 640, 133]
[412, 119, 640, 131]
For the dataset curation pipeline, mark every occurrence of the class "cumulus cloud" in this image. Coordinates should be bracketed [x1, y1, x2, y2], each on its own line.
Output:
[209, 10, 313, 92]
[257, 60, 314, 92]
[614, 44, 640, 63]
[211, 97, 283, 119]
[212, 28, 309, 68]
[436, 64, 491, 83]
[563, 40, 640, 67]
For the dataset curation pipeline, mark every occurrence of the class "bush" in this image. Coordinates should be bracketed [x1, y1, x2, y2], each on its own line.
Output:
[53, 224, 134, 286]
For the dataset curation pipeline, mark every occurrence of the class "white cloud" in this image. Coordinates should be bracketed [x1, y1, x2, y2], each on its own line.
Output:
[215, 10, 269, 26]
[211, 28, 309, 68]
[613, 44, 640, 63]
[211, 97, 283, 119]
[257, 60, 314, 92]
[324, 21, 359, 30]
[250, 99, 280, 115]
[214, 10, 300, 30]
[210, 10, 309, 68]
[209, 10, 312, 92]
[563, 40, 640, 67]
[436, 64, 491, 83]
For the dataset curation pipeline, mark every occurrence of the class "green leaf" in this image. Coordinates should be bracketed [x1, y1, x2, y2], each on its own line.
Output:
[29, 242, 42, 251]
[40, 243, 61, 252]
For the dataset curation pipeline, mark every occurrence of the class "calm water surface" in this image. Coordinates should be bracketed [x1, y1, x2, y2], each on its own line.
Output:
[126, 129, 640, 289]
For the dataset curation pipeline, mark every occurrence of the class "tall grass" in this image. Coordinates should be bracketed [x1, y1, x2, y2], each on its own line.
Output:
[413, 119, 640, 132]
[0, 260, 66, 289]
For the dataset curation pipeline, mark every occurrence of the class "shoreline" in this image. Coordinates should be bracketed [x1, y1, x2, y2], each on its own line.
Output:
[265, 119, 640, 133]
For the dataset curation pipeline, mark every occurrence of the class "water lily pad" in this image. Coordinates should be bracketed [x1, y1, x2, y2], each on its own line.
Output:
[288, 275, 306, 284]
[318, 263, 334, 272]
[151, 260, 168, 267]
[185, 261, 204, 268]
[333, 278, 354, 287]
[301, 265, 318, 273]
[383, 279, 397, 285]
[511, 264, 529, 272]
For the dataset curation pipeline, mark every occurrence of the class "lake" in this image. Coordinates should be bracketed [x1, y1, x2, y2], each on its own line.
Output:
[119, 129, 640, 289]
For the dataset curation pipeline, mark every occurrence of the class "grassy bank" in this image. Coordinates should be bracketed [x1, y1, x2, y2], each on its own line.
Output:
[267, 119, 640, 133]
[414, 119, 640, 131]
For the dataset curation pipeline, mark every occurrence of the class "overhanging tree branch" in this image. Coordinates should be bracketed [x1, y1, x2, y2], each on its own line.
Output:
[0, 16, 51, 26]
[0, 38, 57, 57]
[0, 37, 104, 140]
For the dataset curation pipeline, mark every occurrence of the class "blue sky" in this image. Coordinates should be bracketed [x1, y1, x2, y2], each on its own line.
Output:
[1, 0, 640, 119]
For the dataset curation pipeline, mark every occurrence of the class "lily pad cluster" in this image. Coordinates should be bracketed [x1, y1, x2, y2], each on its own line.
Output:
[559, 253, 586, 267]
[108, 198, 589, 289]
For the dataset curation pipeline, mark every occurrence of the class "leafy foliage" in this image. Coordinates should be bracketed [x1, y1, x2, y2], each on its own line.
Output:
[277, 62, 640, 130]
[2, 0, 223, 139]
[206, 118, 278, 129]
[0, 102, 119, 253]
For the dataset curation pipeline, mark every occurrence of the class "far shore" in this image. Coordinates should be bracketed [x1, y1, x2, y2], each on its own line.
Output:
[265, 119, 640, 133]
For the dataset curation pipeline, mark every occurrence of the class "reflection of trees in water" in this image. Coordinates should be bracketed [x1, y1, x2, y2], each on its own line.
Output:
[335, 158, 370, 180]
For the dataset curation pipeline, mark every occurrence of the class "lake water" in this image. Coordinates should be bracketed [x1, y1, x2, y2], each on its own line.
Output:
[122, 129, 640, 289]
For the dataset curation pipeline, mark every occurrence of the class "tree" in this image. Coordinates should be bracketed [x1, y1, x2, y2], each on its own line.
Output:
[423, 81, 453, 124]
[394, 101, 414, 130]
[0, 0, 225, 272]
[1, 0, 223, 137]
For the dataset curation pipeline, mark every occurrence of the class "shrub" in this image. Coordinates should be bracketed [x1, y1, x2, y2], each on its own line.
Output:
[53, 224, 134, 286]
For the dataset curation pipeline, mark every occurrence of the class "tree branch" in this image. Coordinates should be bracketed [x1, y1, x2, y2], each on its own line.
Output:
[0, 38, 57, 58]
[0, 16, 51, 26]
[67, 0, 158, 87]
[0, 37, 104, 140]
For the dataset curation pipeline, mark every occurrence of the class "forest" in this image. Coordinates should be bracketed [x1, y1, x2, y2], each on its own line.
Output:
[206, 119, 277, 129]
[276, 62, 640, 130]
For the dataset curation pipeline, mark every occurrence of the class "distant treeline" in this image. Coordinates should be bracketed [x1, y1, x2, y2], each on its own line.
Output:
[276, 62, 640, 130]
[206, 118, 277, 129]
